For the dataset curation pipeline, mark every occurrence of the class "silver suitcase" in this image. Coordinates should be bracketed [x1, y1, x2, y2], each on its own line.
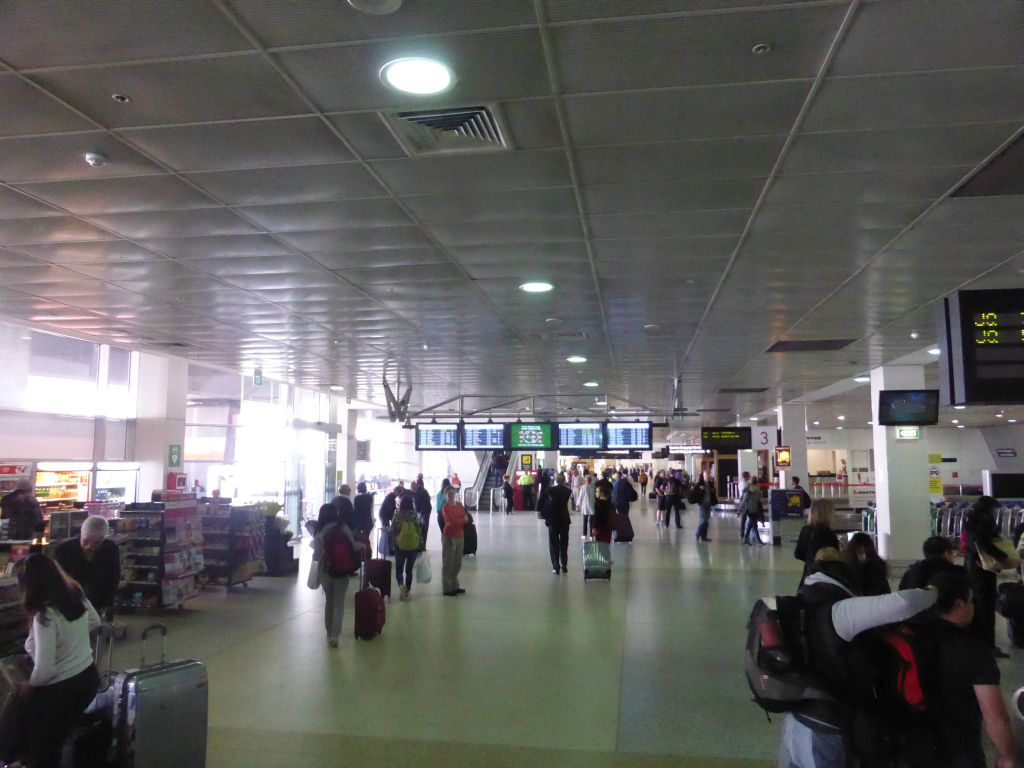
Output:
[583, 540, 612, 580]
[113, 623, 208, 768]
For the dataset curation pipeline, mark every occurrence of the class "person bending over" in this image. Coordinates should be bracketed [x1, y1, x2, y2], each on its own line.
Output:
[54, 515, 120, 619]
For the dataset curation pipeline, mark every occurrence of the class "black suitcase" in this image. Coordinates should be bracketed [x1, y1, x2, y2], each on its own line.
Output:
[463, 522, 478, 556]
[1010, 618, 1024, 649]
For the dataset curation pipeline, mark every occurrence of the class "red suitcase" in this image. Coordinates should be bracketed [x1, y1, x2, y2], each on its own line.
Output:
[354, 585, 385, 640]
[364, 557, 392, 598]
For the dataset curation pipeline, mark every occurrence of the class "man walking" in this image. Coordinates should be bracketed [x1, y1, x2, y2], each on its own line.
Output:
[539, 473, 573, 574]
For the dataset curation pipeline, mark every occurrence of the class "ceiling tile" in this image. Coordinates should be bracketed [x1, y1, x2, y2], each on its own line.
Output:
[0, 0, 251, 69]
[0, 75, 93, 136]
[86, 208, 259, 239]
[0, 217, 114, 245]
[276, 29, 551, 112]
[551, 5, 847, 92]
[186, 163, 386, 206]
[15, 175, 218, 215]
[278, 226, 433, 252]
[582, 178, 766, 214]
[402, 188, 578, 223]
[750, 202, 928, 234]
[589, 210, 749, 239]
[0, 133, 162, 183]
[502, 99, 563, 150]
[565, 81, 807, 146]
[575, 137, 785, 184]
[591, 236, 738, 262]
[16, 240, 164, 264]
[371, 150, 571, 195]
[0, 187, 63, 219]
[237, 199, 411, 232]
[119, 117, 353, 172]
[140, 234, 295, 260]
[766, 167, 971, 206]
[426, 218, 583, 246]
[308, 247, 448, 271]
[328, 113, 407, 160]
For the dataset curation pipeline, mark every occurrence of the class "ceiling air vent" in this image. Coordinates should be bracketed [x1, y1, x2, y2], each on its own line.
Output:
[556, 329, 588, 340]
[953, 132, 1024, 197]
[767, 339, 856, 353]
[697, 407, 733, 412]
[382, 104, 512, 157]
[151, 341, 196, 350]
[717, 388, 768, 395]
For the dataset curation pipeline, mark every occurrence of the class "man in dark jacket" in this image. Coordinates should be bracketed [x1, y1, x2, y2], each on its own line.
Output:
[899, 535, 958, 590]
[55, 515, 120, 614]
[0, 480, 43, 540]
[537, 469, 552, 510]
[352, 482, 375, 539]
[612, 473, 637, 518]
[379, 485, 398, 530]
[331, 484, 355, 526]
[413, 480, 433, 548]
[539, 473, 573, 574]
[501, 475, 514, 515]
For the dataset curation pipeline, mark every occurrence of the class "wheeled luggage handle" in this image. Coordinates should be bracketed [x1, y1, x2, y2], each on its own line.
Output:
[94, 622, 115, 688]
[140, 623, 168, 666]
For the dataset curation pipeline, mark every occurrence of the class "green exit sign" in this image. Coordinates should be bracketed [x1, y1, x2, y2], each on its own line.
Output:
[896, 426, 921, 440]
[253, 367, 263, 386]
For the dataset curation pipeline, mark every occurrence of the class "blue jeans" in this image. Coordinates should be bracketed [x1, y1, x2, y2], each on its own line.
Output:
[696, 504, 711, 541]
[778, 714, 845, 768]
[395, 548, 416, 591]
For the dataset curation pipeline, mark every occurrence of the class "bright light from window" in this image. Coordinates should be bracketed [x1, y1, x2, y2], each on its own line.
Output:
[380, 57, 454, 94]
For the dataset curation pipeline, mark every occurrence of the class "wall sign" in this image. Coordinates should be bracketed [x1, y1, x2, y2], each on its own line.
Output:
[997, 448, 1018, 458]
[895, 426, 921, 440]
[521, 454, 533, 468]
[168, 444, 182, 468]
[774, 446, 792, 467]
[700, 427, 752, 451]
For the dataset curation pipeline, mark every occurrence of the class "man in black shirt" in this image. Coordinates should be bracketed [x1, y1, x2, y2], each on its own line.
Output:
[54, 515, 120, 615]
[538, 473, 573, 574]
[926, 568, 1015, 768]
[352, 482, 375, 539]
[899, 536, 958, 590]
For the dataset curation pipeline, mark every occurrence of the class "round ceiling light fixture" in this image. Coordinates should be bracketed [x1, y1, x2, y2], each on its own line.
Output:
[583, 381, 599, 388]
[566, 355, 587, 364]
[111, 93, 131, 104]
[956, 424, 965, 429]
[520, 281, 553, 293]
[837, 415, 846, 421]
[348, 0, 403, 14]
[380, 57, 455, 95]
[910, 330, 920, 340]
[812, 420, 820, 426]
[544, 317, 564, 324]
[84, 152, 107, 167]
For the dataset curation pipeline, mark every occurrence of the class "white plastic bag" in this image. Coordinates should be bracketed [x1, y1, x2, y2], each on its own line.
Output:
[415, 552, 432, 584]
[307, 558, 321, 590]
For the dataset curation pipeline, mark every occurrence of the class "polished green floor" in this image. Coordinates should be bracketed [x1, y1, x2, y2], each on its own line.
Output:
[103, 502, 885, 767]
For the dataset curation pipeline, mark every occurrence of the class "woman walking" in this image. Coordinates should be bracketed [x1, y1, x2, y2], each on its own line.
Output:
[441, 486, 468, 596]
[15, 554, 101, 768]
[390, 495, 423, 601]
[313, 502, 366, 647]
[739, 480, 765, 545]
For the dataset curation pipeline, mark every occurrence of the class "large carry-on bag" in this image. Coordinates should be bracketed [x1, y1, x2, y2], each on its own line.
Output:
[583, 540, 612, 581]
[354, 583, 386, 640]
[613, 513, 635, 543]
[463, 518, 478, 557]
[113, 623, 208, 768]
[364, 557, 392, 599]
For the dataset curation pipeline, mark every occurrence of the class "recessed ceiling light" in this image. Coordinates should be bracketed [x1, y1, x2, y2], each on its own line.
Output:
[928, 348, 941, 356]
[996, 413, 1004, 418]
[813, 420, 820, 426]
[84, 152, 106, 167]
[380, 57, 455, 95]
[111, 93, 130, 103]
[954, 405, 966, 410]
[910, 330, 920, 340]
[422, 344, 429, 350]
[751, 42, 771, 55]
[544, 317, 564, 324]
[749, 416, 758, 421]
[853, 376, 870, 383]
[596, 400, 607, 406]
[836, 426, 844, 430]
[866, 421, 873, 425]
[951, 419, 959, 424]
[837, 415, 846, 421]
[1010, 419, 1018, 423]
[643, 323, 660, 330]
[956, 424, 965, 429]
[583, 381, 599, 387]
[566, 355, 587, 364]
[520, 281, 553, 293]
[330, 385, 345, 391]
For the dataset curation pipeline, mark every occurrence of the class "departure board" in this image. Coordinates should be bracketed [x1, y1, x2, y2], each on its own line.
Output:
[939, 289, 1024, 405]
[509, 423, 555, 450]
[461, 423, 506, 450]
[415, 423, 459, 451]
[558, 422, 604, 451]
[700, 427, 752, 451]
[605, 422, 652, 450]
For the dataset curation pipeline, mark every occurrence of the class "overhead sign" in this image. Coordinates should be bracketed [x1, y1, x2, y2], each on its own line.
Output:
[668, 445, 711, 455]
[775, 446, 792, 467]
[997, 448, 1018, 458]
[895, 426, 921, 440]
[700, 427, 752, 451]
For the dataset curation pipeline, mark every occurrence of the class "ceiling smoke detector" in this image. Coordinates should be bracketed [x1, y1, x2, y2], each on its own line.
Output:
[348, 0, 403, 14]
[84, 152, 107, 167]
[111, 93, 130, 104]
[751, 42, 771, 55]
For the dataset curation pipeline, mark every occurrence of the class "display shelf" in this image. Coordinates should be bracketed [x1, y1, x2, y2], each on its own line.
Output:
[201, 505, 265, 589]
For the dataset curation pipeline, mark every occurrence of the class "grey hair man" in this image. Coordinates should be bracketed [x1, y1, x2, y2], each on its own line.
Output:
[54, 515, 121, 613]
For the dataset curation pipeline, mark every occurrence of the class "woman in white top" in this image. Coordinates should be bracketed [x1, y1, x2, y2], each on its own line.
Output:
[575, 474, 596, 537]
[17, 553, 101, 768]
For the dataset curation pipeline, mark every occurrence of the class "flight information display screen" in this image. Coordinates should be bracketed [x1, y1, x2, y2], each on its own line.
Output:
[940, 289, 1024, 405]
[461, 423, 506, 450]
[605, 422, 652, 450]
[558, 422, 604, 451]
[415, 424, 459, 451]
[509, 423, 555, 450]
[700, 427, 752, 451]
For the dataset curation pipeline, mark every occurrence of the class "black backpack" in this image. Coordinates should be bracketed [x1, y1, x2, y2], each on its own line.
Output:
[745, 596, 833, 715]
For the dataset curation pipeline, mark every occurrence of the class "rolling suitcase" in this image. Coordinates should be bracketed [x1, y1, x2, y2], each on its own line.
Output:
[583, 539, 612, 581]
[111, 623, 208, 768]
[463, 518, 478, 557]
[364, 556, 392, 599]
[354, 583, 386, 640]
[613, 513, 635, 543]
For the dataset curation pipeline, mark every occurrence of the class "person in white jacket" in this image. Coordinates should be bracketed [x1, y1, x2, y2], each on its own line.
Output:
[16, 553, 101, 768]
[575, 473, 596, 537]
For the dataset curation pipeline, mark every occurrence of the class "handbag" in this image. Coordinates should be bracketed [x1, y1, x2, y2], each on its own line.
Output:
[306, 558, 321, 590]
[978, 537, 1021, 573]
[415, 552, 432, 584]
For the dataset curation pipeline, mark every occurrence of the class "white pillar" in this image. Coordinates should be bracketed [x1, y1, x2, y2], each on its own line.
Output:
[871, 365, 931, 564]
[777, 404, 808, 491]
[737, 449, 758, 484]
[135, 353, 188, 499]
[342, 408, 358, 489]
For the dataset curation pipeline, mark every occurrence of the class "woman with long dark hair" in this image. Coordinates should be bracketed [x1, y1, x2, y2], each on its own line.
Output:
[16, 553, 101, 768]
[842, 532, 890, 596]
[964, 495, 1010, 656]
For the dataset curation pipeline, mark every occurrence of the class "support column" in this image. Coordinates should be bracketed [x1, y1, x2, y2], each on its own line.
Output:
[135, 353, 188, 499]
[871, 365, 931, 563]
[737, 448, 758, 485]
[777, 404, 809, 491]
[342, 407, 358, 490]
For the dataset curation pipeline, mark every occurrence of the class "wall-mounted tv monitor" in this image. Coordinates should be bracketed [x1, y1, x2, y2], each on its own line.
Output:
[700, 427, 752, 451]
[877, 390, 940, 426]
[461, 423, 507, 450]
[509, 423, 555, 450]
[557, 422, 604, 451]
[415, 423, 460, 451]
[605, 422, 652, 450]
